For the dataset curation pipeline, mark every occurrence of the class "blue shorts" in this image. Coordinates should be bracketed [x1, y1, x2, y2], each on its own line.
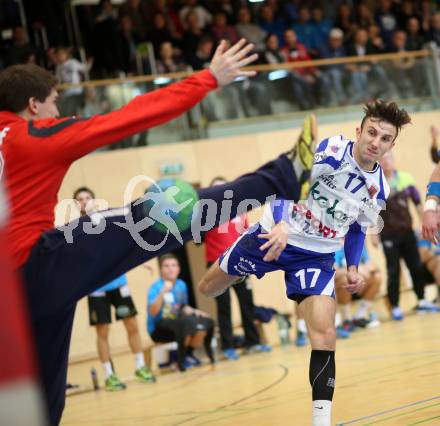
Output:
[219, 225, 336, 303]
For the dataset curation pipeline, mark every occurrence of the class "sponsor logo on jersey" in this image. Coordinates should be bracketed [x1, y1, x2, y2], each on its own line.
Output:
[314, 152, 327, 162]
[330, 145, 339, 153]
[310, 182, 351, 225]
[234, 257, 256, 275]
[368, 184, 378, 198]
[292, 204, 337, 238]
[320, 174, 336, 190]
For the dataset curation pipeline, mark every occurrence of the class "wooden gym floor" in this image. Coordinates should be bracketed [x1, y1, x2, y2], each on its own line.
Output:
[62, 310, 440, 426]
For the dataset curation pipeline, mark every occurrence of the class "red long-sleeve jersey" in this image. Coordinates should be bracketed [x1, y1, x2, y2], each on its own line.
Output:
[0, 69, 217, 269]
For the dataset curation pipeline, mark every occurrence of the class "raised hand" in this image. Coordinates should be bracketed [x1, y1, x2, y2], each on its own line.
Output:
[209, 39, 258, 86]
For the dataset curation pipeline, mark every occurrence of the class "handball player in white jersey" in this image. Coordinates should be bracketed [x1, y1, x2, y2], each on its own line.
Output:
[199, 100, 411, 426]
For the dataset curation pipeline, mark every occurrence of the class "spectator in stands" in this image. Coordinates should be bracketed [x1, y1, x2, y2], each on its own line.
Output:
[52, 46, 92, 116]
[310, 6, 333, 54]
[181, 11, 208, 66]
[396, 0, 420, 30]
[204, 177, 271, 360]
[117, 15, 140, 75]
[148, 254, 215, 371]
[258, 4, 285, 45]
[119, 0, 149, 40]
[236, 7, 267, 52]
[355, 3, 375, 30]
[210, 0, 235, 25]
[92, 0, 120, 77]
[374, 0, 399, 49]
[389, 29, 427, 97]
[74, 187, 155, 391]
[346, 28, 392, 103]
[368, 23, 387, 54]
[156, 41, 186, 73]
[427, 12, 440, 47]
[373, 152, 439, 320]
[187, 35, 213, 71]
[334, 3, 356, 44]
[4, 26, 39, 66]
[406, 17, 425, 51]
[282, 29, 330, 107]
[318, 28, 348, 105]
[293, 7, 315, 50]
[146, 0, 183, 40]
[147, 12, 176, 58]
[335, 243, 382, 330]
[179, 0, 212, 30]
[81, 86, 110, 118]
[210, 11, 239, 45]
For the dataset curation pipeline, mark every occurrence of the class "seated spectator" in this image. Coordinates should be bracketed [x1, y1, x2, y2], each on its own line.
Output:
[335, 243, 382, 330]
[346, 28, 392, 103]
[179, 0, 212, 30]
[310, 6, 333, 54]
[4, 26, 39, 66]
[293, 7, 315, 50]
[282, 29, 331, 107]
[236, 7, 267, 52]
[368, 23, 387, 53]
[427, 12, 440, 48]
[146, 0, 183, 40]
[210, 11, 239, 45]
[334, 3, 356, 45]
[117, 15, 141, 75]
[147, 12, 176, 59]
[52, 46, 92, 116]
[92, 0, 120, 77]
[187, 36, 213, 71]
[355, 3, 375, 30]
[396, 0, 420, 30]
[389, 30, 427, 97]
[147, 254, 215, 371]
[258, 4, 285, 45]
[406, 17, 425, 51]
[181, 11, 209, 65]
[318, 28, 348, 105]
[156, 41, 186, 73]
[374, 0, 399, 50]
[119, 0, 149, 40]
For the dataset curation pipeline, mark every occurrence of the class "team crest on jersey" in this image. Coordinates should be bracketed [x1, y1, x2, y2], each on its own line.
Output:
[368, 185, 378, 198]
[314, 152, 327, 162]
[330, 145, 339, 153]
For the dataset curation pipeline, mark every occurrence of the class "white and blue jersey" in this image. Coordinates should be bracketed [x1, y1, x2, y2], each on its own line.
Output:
[220, 135, 389, 301]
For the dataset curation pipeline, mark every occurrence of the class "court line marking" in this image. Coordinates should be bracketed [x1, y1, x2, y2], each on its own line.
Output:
[167, 364, 289, 426]
[336, 395, 440, 425]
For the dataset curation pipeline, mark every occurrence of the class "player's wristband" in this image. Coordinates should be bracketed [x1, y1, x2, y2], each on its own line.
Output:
[424, 198, 438, 212]
[426, 182, 440, 198]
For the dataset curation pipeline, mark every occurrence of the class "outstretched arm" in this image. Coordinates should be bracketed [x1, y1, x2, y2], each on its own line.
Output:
[33, 39, 258, 162]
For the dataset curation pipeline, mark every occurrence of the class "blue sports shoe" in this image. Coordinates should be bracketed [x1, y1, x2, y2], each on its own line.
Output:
[223, 348, 240, 360]
[295, 331, 307, 347]
[414, 300, 440, 313]
[391, 307, 404, 321]
[336, 326, 350, 339]
[185, 354, 202, 367]
[247, 344, 272, 353]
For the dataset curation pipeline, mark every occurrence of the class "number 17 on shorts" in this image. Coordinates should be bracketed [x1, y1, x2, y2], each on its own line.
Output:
[285, 267, 335, 300]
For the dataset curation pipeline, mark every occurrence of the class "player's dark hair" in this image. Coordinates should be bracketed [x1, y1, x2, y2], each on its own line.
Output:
[209, 176, 227, 186]
[361, 100, 411, 136]
[0, 64, 58, 113]
[73, 186, 95, 200]
[159, 253, 179, 268]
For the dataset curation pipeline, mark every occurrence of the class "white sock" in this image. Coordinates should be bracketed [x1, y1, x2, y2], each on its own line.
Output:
[354, 299, 371, 320]
[312, 400, 332, 426]
[102, 361, 113, 379]
[341, 305, 352, 322]
[334, 312, 342, 327]
[297, 319, 307, 333]
[134, 352, 145, 370]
